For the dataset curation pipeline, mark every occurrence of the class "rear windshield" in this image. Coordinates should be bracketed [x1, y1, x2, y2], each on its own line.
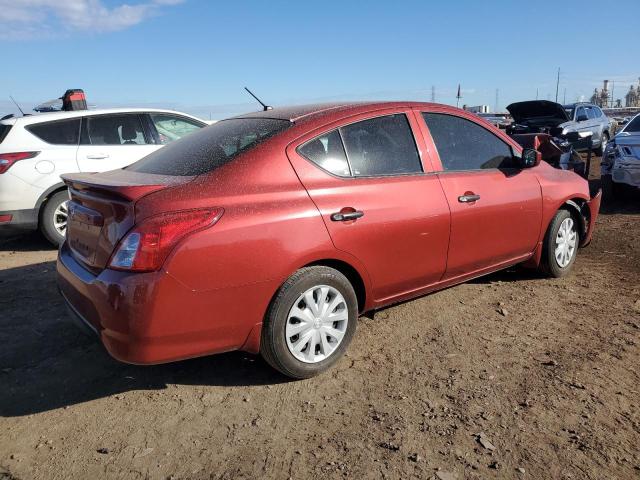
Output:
[0, 124, 12, 143]
[127, 118, 291, 176]
[623, 115, 640, 133]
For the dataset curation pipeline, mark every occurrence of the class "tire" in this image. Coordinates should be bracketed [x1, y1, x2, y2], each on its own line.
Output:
[595, 132, 609, 156]
[539, 209, 579, 278]
[39, 190, 69, 247]
[261, 266, 358, 379]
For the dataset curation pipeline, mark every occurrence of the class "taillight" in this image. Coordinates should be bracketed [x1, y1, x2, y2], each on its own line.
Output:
[108, 208, 224, 272]
[0, 151, 40, 174]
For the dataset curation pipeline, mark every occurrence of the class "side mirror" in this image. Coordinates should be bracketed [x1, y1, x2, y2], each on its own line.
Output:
[576, 114, 588, 122]
[520, 148, 541, 168]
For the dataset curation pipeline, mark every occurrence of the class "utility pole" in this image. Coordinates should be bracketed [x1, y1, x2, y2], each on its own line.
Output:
[456, 84, 462, 108]
[555, 67, 560, 103]
[431, 85, 435, 103]
[494, 89, 499, 113]
[610, 81, 615, 108]
[536, 88, 539, 100]
[563, 88, 566, 104]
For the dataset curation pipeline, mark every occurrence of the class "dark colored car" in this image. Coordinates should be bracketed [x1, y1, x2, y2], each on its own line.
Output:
[57, 102, 601, 378]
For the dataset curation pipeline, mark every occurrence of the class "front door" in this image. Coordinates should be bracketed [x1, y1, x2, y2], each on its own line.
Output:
[287, 110, 450, 303]
[76, 114, 159, 172]
[419, 110, 542, 279]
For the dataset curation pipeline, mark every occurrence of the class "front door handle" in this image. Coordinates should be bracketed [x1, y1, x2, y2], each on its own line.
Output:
[86, 153, 110, 160]
[458, 194, 480, 203]
[331, 210, 364, 222]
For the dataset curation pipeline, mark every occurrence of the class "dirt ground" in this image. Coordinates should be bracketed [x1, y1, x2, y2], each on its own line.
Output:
[1, 159, 638, 480]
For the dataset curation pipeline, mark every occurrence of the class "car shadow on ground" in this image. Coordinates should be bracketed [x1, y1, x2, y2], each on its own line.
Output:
[0, 261, 290, 418]
[0, 232, 55, 252]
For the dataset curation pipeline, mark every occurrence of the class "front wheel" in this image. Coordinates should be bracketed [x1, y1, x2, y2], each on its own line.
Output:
[539, 209, 579, 278]
[261, 266, 358, 379]
[595, 132, 609, 156]
[40, 190, 69, 247]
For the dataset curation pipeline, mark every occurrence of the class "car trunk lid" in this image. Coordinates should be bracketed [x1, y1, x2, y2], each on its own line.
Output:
[62, 169, 192, 271]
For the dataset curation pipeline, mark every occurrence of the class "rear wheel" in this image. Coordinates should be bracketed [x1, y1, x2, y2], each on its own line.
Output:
[261, 266, 358, 379]
[539, 209, 579, 278]
[40, 190, 69, 247]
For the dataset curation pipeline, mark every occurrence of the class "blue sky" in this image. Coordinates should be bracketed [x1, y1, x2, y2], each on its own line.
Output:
[1, 0, 639, 119]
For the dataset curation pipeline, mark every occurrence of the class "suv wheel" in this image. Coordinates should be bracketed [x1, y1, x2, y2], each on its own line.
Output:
[261, 266, 358, 379]
[40, 190, 69, 247]
[539, 209, 579, 278]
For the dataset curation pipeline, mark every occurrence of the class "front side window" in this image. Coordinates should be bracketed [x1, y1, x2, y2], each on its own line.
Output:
[27, 119, 80, 145]
[422, 113, 515, 171]
[150, 114, 204, 144]
[575, 107, 586, 121]
[623, 115, 640, 133]
[298, 130, 350, 177]
[340, 114, 422, 176]
[86, 115, 147, 145]
[128, 118, 291, 176]
[586, 107, 595, 120]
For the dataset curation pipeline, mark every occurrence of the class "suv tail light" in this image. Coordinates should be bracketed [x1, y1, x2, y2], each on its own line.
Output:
[0, 151, 39, 174]
[108, 208, 224, 272]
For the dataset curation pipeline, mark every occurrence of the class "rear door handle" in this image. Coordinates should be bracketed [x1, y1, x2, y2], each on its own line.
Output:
[86, 154, 110, 159]
[458, 194, 480, 203]
[331, 210, 364, 222]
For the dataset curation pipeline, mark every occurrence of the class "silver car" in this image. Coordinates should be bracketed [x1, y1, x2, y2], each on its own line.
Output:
[602, 113, 640, 196]
[507, 101, 612, 155]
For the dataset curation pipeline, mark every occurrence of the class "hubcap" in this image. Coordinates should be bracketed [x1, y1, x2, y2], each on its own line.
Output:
[53, 200, 69, 236]
[285, 285, 349, 364]
[554, 217, 577, 268]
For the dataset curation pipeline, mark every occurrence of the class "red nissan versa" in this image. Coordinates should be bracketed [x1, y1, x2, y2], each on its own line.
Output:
[56, 102, 602, 378]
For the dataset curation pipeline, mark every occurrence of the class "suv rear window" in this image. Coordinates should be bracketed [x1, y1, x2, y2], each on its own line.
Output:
[127, 118, 291, 176]
[26, 119, 81, 145]
[0, 124, 11, 143]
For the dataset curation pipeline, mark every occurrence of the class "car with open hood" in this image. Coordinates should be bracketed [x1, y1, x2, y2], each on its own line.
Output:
[506, 100, 611, 155]
[56, 101, 602, 378]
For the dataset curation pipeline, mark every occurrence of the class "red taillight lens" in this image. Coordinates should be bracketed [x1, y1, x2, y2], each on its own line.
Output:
[108, 208, 224, 272]
[0, 151, 39, 174]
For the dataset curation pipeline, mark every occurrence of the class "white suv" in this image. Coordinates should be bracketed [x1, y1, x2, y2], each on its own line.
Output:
[0, 108, 207, 245]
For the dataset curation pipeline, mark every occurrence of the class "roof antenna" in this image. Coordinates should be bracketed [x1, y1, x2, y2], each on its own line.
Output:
[9, 95, 25, 116]
[244, 87, 273, 111]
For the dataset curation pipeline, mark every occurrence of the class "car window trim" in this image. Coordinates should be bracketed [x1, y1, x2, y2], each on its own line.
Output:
[419, 110, 520, 173]
[25, 117, 82, 146]
[294, 111, 426, 180]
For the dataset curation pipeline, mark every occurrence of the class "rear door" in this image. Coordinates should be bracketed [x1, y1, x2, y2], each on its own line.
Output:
[76, 114, 159, 172]
[418, 109, 542, 279]
[286, 109, 450, 303]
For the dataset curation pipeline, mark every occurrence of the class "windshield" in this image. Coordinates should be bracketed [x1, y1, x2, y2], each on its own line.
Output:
[127, 118, 292, 176]
[622, 115, 640, 133]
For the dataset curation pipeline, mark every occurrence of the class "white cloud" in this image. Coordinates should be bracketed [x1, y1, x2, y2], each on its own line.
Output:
[0, 0, 185, 39]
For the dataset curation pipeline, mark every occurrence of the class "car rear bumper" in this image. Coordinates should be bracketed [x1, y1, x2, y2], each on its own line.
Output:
[0, 208, 38, 234]
[56, 243, 274, 364]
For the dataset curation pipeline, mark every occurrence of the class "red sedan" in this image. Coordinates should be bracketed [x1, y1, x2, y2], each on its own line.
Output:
[56, 102, 601, 378]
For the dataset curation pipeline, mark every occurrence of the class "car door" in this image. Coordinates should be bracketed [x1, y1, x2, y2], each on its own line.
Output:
[76, 114, 159, 172]
[286, 109, 450, 303]
[418, 109, 542, 280]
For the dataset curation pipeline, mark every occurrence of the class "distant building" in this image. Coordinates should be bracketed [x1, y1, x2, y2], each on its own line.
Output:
[625, 78, 640, 108]
[590, 80, 611, 107]
[465, 105, 490, 113]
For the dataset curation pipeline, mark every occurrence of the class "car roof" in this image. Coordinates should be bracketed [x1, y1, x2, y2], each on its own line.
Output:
[2, 108, 204, 126]
[232, 101, 447, 123]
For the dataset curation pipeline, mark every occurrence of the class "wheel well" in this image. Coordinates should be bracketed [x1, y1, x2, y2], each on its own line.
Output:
[304, 259, 367, 313]
[560, 199, 587, 241]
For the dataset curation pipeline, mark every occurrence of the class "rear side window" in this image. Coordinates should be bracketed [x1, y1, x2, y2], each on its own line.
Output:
[150, 114, 204, 144]
[0, 124, 11, 143]
[341, 114, 422, 176]
[297, 114, 422, 177]
[422, 113, 515, 170]
[26, 119, 80, 145]
[128, 118, 291, 176]
[86, 115, 148, 145]
[298, 130, 351, 177]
